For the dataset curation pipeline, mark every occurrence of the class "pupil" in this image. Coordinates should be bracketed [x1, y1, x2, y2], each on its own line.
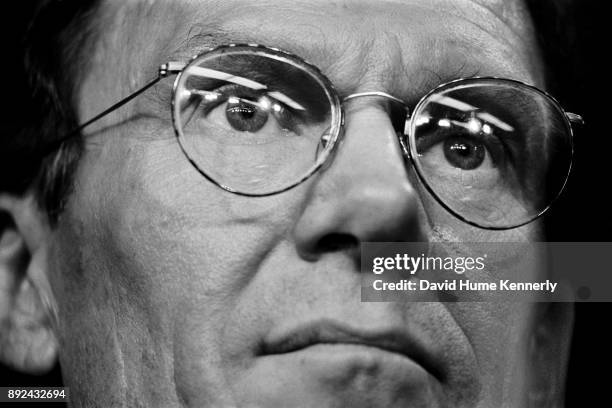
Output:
[450, 143, 470, 156]
[443, 137, 485, 170]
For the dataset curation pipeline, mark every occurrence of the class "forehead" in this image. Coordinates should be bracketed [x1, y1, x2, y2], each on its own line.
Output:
[93, 0, 540, 102]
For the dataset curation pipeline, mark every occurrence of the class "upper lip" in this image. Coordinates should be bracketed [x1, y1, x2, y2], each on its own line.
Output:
[261, 319, 444, 381]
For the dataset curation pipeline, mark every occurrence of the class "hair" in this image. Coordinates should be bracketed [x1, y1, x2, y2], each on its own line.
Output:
[0, 0, 101, 225]
[0, 0, 577, 226]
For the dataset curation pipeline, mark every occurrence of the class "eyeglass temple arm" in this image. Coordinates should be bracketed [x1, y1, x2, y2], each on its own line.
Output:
[72, 62, 187, 134]
[44, 63, 186, 155]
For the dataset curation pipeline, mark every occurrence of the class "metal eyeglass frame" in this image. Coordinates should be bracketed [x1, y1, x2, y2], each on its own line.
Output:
[52, 43, 584, 230]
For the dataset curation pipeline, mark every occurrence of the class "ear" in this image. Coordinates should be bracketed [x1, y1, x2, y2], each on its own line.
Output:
[527, 302, 574, 408]
[0, 193, 58, 374]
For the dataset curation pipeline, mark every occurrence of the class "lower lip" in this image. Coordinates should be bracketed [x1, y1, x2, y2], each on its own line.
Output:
[270, 342, 432, 382]
[239, 343, 439, 407]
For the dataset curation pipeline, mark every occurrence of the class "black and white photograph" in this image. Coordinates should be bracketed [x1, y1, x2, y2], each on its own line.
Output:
[0, 0, 609, 407]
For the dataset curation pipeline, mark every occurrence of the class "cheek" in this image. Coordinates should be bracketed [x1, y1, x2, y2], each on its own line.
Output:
[447, 301, 536, 404]
[87, 137, 303, 302]
[410, 174, 543, 242]
[51, 135, 307, 397]
[66, 133, 302, 296]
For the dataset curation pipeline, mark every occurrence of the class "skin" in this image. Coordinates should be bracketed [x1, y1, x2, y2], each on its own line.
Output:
[0, 0, 573, 407]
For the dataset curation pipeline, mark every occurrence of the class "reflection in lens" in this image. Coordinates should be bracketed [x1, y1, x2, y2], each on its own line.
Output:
[173, 46, 339, 195]
[409, 79, 573, 229]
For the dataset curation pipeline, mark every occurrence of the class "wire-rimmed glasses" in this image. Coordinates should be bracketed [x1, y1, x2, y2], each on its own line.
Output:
[61, 43, 582, 230]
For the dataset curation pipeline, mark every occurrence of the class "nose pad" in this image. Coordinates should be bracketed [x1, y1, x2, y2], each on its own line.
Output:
[314, 126, 338, 170]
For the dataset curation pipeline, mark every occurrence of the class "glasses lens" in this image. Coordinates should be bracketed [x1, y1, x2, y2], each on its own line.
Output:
[173, 46, 340, 195]
[408, 78, 573, 229]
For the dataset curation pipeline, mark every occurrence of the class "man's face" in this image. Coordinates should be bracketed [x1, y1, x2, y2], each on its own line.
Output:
[50, 0, 548, 406]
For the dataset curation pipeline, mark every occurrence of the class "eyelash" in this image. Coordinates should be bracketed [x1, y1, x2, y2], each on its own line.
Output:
[199, 84, 304, 133]
[415, 125, 512, 168]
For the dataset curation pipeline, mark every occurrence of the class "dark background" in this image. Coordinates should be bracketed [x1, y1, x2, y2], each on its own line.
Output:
[1, 1, 609, 406]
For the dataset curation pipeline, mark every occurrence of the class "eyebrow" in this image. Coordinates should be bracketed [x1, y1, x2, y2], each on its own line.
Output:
[167, 27, 477, 101]
[167, 29, 237, 61]
[167, 28, 326, 110]
[164, 26, 531, 124]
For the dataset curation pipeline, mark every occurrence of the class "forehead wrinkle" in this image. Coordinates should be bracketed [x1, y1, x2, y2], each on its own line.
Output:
[158, 0, 535, 65]
[87, 0, 542, 123]
[465, 0, 531, 33]
[104, 0, 535, 67]
[457, 2, 535, 52]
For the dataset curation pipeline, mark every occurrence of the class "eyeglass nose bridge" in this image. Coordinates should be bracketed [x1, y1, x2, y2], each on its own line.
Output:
[342, 91, 408, 107]
[341, 91, 414, 159]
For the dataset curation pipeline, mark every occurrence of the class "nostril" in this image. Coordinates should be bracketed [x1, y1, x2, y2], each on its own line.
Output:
[316, 233, 359, 252]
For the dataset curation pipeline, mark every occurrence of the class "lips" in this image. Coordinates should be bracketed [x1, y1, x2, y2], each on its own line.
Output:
[260, 319, 444, 382]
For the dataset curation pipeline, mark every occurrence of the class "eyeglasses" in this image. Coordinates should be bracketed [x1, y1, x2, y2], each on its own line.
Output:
[58, 43, 582, 230]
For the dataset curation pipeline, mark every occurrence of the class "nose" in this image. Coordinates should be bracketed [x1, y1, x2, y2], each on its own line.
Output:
[293, 101, 426, 261]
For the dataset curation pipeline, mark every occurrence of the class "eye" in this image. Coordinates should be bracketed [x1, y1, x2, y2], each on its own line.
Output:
[443, 136, 486, 170]
[420, 134, 496, 181]
[224, 97, 269, 132]
[192, 85, 302, 141]
[415, 118, 502, 174]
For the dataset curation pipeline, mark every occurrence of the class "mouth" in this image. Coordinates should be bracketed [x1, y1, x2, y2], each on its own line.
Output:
[260, 320, 444, 382]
